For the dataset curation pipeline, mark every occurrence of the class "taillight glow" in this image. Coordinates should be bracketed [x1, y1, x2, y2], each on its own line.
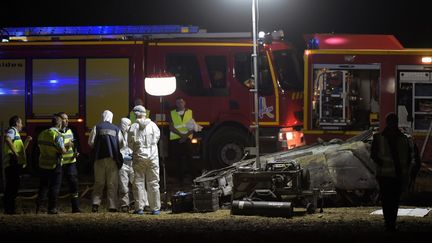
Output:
[422, 57, 432, 64]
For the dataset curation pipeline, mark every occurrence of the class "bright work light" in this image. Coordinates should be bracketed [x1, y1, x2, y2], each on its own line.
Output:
[144, 74, 176, 96]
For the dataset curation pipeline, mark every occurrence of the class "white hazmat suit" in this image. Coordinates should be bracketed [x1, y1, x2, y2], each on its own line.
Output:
[88, 110, 122, 211]
[118, 118, 135, 210]
[128, 106, 161, 213]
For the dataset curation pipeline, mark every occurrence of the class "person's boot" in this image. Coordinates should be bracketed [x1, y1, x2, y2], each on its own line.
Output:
[35, 204, 39, 214]
[35, 200, 42, 214]
[47, 208, 58, 214]
[48, 200, 58, 214]
[4, 201, 16, 215]
[120, 205, 130, 213]
[71, 197, 82, 213]
[92, 204, 99, 213]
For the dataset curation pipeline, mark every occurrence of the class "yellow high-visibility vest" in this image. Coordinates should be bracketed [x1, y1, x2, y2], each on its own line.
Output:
[2, 128, 26, 168]
[170, 109, 192, 140]
[38, 128, 62, 170]
[61, 128, 76, 165]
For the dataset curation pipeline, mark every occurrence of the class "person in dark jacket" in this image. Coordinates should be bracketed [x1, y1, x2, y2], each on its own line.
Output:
[371, 112, 413, 231]
[88, 110, 123, 212]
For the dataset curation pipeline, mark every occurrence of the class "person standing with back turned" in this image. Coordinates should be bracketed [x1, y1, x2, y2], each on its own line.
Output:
[371, 112, 413, 231]
[88, 110, 123, 213]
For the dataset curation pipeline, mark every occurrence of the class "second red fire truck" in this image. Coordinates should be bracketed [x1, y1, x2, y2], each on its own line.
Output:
[303, 33, 432, 162]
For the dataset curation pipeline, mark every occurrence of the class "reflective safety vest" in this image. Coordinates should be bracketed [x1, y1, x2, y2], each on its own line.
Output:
[61, 128, 76, 165]
[38, 128, 62, 170]
[375, 134, 410, 178]
[170, 109, 192, 140]
[2, 127, 26, 168]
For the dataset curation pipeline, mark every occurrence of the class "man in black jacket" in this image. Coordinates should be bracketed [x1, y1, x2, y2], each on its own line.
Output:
[371, 113, 413, 231]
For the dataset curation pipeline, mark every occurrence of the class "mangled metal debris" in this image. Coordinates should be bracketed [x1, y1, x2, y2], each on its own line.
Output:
[193, 129, 380, 207]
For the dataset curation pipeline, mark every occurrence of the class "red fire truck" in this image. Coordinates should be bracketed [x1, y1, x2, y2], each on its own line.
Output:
[303, 34, 432, 161]
[0, 25, 304, 171]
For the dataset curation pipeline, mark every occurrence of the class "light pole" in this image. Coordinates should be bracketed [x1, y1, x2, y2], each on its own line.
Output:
[144, 74, 176, 209]
[251, 0, 261, 169]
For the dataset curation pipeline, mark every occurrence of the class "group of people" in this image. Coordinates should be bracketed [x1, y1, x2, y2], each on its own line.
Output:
[3, 113, 80, 214]
[2, 97, 197, 215]
[0, 99, 424, 232]
[88, 105, 161, 215]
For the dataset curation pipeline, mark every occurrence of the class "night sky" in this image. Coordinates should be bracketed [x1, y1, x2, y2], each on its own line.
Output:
[1, 0, 429, 49]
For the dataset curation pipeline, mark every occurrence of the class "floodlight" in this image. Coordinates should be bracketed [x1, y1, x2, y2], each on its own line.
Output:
[144, 75, 176, 96]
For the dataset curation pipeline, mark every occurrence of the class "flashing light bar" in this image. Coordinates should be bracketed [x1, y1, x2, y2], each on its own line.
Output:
[4, 25, 199, 37]
[307, 38, 319, 49]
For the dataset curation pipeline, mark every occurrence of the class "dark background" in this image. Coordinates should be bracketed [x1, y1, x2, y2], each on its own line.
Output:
[1, 0, 430, 49]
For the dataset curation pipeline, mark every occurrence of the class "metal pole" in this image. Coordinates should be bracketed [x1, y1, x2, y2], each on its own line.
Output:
[159, 96, 168, 209]
[252, 0, 260, 169]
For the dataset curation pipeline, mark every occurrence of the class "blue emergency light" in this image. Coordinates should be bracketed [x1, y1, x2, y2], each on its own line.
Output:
[307, 38, 319, 49]
[4, 25, 199, 36]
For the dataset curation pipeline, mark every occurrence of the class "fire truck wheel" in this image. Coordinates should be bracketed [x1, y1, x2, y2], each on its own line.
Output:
[209, 127, 247, 168]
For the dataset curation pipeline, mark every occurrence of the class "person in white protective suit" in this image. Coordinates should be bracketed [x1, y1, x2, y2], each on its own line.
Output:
[118, 117, 136, 213]
[128, 105, 161, 215]
[88, 110, 123, 213]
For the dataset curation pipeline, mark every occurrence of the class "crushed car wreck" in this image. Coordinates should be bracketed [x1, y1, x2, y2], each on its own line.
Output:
[193, 129, 381, 211]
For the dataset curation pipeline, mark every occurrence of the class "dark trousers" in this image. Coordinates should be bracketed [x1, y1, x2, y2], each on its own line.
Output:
[3, 161, 21, 214]
[62, 163, 80, 210]
[169, 139, 192, 185]
[377, 177, 402, 229]
[37, 164, 62, 210]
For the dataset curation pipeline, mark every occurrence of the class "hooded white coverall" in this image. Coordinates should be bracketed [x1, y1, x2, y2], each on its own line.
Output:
[88, 110, 122, 210]
[128, 117, 161, 212]
[118, 118, 136, 208]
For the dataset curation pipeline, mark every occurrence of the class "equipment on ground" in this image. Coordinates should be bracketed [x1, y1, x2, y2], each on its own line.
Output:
[230, 160, 319, 217]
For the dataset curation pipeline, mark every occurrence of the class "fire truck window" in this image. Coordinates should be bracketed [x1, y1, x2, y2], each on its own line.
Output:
[258, 55, 274, 96]
[166, 54, 203, 96]
[0, 59, 25, 125]
[311, 68, 380, 130]
[205, 56, 227, 89]
[234, 53, 253, 89]
[32, 59, 79, 116]
[86, 58, 129, 128]
[234, 53, 273, 95]
[273, 50, 302, 91]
